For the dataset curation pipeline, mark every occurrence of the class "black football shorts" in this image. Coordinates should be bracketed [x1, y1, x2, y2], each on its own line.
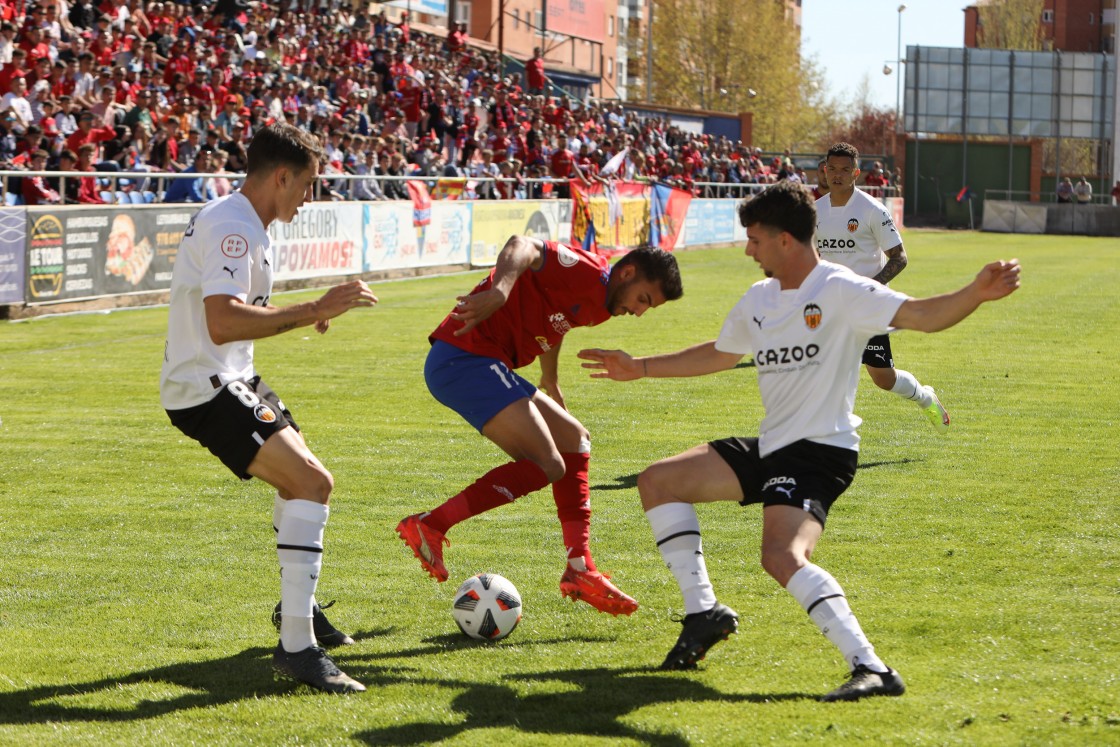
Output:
[166, 376, 298, 480]
[709, 437, 858, 527]
[862, 333, 894, 369]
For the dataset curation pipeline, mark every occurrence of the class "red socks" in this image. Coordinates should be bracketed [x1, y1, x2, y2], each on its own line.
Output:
[424, 459, 550, 535]
[554, 452, 595, 571]
[423, 451, 595, 572]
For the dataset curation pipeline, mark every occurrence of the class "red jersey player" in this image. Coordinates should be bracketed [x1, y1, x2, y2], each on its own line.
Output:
[397, 236, 683, 616]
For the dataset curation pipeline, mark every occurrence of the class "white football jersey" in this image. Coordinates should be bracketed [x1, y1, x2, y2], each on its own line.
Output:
[715, 261, 909, 457]
[160, 192, 273, 410]
[815, 189, 901, 279]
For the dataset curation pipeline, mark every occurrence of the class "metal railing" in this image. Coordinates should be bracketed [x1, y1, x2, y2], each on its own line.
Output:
[0, 170, 902, 206]
[983, 188, 1115, 206]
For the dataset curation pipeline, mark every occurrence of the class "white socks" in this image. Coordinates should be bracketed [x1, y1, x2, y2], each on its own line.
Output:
[786, 564, 887, 673]
[890, 369, 934, 409]
[645, 503, 717, 615]
[276, 499, 329, 653]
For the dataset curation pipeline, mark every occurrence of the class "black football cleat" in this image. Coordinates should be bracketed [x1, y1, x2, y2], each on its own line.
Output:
[272, 600, 355, 648]
[820, 665, 906, 702]
[659, 603, 739, 671]
[272, 644, 365, 694]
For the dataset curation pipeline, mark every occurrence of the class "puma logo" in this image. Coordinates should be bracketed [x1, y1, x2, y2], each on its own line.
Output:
[775, 486, 796, 499]
[222, 266, 237, 278]
[753, 315, 765, 329]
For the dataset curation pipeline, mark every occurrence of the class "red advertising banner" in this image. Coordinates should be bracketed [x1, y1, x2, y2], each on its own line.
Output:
[546, 0, 605, 43]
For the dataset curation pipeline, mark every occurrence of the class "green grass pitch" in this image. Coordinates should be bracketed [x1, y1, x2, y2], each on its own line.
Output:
[0, 230, 1117, 745]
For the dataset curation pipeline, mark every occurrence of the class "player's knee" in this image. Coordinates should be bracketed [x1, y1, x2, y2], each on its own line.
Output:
[868, 367, 896, 390]
[637, 463, 672, 509]
[297, 465, 334, 504]
[760, 544, 802, 586]
[537, 454, 566, 483]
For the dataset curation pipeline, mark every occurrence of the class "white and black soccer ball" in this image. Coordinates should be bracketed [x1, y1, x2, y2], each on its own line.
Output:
[451, 573, 522, 641]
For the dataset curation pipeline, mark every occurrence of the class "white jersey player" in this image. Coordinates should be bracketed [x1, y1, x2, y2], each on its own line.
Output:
[579, 181, 1020, 701]
[160, 192, 272, 410]
[815, 142, 950, 432]
[159, 123, 378, 694]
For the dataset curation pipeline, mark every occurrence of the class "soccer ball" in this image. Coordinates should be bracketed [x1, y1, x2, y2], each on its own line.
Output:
[451, 573, 522, 641]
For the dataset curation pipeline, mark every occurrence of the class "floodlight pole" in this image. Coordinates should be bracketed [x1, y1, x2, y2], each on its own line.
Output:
[896, 4, 906, 132]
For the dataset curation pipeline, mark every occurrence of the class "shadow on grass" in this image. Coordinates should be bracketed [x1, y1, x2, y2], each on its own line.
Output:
[345, 632, 623, 665]
[0, 629, 390, 725]
[0, 635, 816, 742]
[352, 666, 815, 746]
[858, 458, 923, 470]
[592, 473, 640, 491]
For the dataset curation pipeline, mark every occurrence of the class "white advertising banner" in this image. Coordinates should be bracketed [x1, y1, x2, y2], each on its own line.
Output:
[363, 202, 421, 271]
[418, 202, 471, 267]
[269, 203, 363, 280]
[362, 201, 470, 271]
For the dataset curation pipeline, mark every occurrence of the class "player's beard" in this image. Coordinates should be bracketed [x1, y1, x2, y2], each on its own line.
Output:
[606, 276, 634, 316]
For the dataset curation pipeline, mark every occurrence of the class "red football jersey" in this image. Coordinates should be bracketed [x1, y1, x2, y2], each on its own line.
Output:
[430, 241, 611, 370]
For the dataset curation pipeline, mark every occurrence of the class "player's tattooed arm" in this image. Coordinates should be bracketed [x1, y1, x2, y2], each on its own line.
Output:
[874, 245, 907, 285]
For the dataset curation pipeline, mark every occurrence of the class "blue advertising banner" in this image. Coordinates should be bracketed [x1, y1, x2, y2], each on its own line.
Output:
[683, 199, 737, 247]
[0, 207, 26, 303]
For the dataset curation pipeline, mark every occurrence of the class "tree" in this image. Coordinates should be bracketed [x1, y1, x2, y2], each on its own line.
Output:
[974, 0, 1045, 51]
[646, 0, 808, 150]
[826, 99, 898, 161]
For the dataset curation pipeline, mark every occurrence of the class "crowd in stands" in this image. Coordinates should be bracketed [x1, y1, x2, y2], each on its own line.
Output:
[0, 0, 900, 206]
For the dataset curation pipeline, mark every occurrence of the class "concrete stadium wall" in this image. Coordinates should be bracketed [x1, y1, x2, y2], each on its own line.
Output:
[982, 200, 1120, 235]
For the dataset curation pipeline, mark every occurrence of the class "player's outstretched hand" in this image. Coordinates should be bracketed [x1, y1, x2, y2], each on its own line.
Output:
[973, 259, 1021, 301]
[315, 280, 378, 323]
[451, 288, 506, 336]
[577, 348, 643, 381]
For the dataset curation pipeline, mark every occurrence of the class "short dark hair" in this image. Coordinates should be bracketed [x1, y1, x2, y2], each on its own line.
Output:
[826, 142, 860, 166]
[738, 181, 817, 244]
[613, 245, 683, 301]
[246, 122, 323, 177]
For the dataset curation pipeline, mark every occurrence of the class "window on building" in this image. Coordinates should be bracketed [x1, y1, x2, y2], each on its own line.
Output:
[1041, 9, 1053, 23]
[1088, 12, 1094, 25]
[456, 1, 471, 27]
[608, 57, 613, 77]
[513, 9, 519, 29]
[534, 10, 543, 32]
[609, 16, 614, 37]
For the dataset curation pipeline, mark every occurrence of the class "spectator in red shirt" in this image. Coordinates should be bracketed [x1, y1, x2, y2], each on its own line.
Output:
[575, 143, 599, 177]
[447, 23, 466, 53]
[75, 142, 105, 203]
[489, 88, 516, 131]
[549, 142, 590, 199]
[397, 77, 425, 140]
[21, 149, 61, 204]
[487, 122, 511, 163]
[0, 48, 28, 95]
[66, 110, 118, 161]
[863, 160, 888, 197]
[397, 11, 410, 43]
[525, 47, 546, 95]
